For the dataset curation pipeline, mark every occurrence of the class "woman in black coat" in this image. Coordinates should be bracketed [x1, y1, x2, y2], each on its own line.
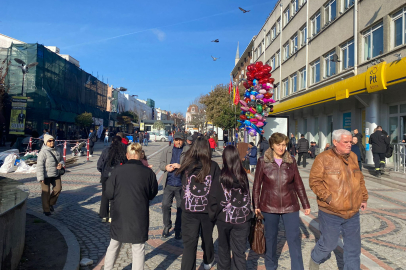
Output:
[97, 136, 127, 222]
[104, 143, 158, 270]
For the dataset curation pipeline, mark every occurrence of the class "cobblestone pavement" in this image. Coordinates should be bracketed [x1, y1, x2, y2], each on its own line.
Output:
[2, 143, 406, 269]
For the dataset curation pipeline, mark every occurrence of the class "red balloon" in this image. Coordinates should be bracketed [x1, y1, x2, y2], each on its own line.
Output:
[243, 82, 250, 89]
[255, 61, 263, 69]
[240, 115, 247, 120]
[264, 93, 273, 99]
[268, 78, 275, 83]
[244, 97, 250, 103]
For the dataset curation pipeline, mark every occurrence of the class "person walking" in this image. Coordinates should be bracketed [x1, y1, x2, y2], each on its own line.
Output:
[309, 129, 368, 270]
[133, 130, 139, 143]
[104, 129, 109, 146]
[208, 145, 251, 270]
[36, 134, 64, 216]
[351, 136, 363, 170]
[208, 135, 216, 152]
[296, 134, 309, 168]
[97, 136, 127, 222]
[176, 137, 220, 270]
[369, 126, 390, 177]
[139, 132, 144, 146]
[353, 129, 366, 163]
[140, 150, 152, 168]
[89, 129, 97, 157]
[104, 143, 158, 270]
[186, 136, 193, 146]
[247, 142, 257, 172]
[253, 132, 310, 270]
[144, 131, 149, 146]
[159, 132, 190, 239]
[288, 133, 297, 156]
[258, 137, 269, 157]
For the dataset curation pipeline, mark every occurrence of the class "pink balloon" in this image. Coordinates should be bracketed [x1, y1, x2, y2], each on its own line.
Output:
[255, 114, 264, 121]
[259, 89, 267, 94]
[250, 118, 258, 124]
[239, 100, 247, 106]
[249, 108, 257, 114]
[267, 83, 274, 89]
[241, 106, 249, 112]
[256, 122, 264, 127]
[250, 95, 256, 100]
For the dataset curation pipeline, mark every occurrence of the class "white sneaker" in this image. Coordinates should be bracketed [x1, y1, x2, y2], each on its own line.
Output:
[204, 259, 214, 270]
[89, 155, 93, 157]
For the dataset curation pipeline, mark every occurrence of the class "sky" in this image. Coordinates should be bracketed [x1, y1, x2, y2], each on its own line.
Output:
[1, 0, 277, 115]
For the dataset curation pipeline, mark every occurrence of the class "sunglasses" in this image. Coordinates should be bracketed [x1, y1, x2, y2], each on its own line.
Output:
[48, 140, 55, 142]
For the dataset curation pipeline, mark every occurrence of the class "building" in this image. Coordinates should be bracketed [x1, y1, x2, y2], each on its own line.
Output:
[0, 33, 24, 48]
[156, 108, 170, 121]
[185, 104, 200, 131]
[248, 0, 406, 165]
[231, 39, 255, 89]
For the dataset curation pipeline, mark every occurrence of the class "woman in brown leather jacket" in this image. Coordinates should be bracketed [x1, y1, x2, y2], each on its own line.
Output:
[253, 132, 310, 270]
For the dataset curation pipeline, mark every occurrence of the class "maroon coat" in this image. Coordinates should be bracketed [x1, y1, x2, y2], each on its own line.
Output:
[253, 148, 310, 214]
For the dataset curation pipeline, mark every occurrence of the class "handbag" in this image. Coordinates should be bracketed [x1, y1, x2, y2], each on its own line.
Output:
[49, 151, 65, 176]
[249, 212, 266, 254]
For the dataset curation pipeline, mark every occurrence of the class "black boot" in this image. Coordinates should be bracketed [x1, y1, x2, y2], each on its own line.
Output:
[375, 170, 381, 178]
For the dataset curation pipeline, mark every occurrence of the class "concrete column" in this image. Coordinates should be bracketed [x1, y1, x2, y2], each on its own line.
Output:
[365, 93, 379, 165]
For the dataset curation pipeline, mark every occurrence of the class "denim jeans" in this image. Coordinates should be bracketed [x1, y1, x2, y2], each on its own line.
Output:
[143, 138, 148, 146]
[311, 210, 361, 269]
[262, 211, 304, 270]
[104, 137, 109, 146]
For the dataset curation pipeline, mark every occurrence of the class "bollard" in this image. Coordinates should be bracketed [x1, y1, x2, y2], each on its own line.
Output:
[63, 141, 67, 162]
[29, 137, 32, 152]
[87, 139, 90, 161]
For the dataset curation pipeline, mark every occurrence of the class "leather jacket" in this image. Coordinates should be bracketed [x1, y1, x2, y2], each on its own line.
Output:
[253, 148, 310, 214]
[309, 148, 369, 219]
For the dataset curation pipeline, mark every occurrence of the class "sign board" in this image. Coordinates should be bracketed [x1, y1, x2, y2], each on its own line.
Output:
[336, 89, 349, 100]
[342, 112, 351, 131]
[366, 135, 370, 151]
[263, 116, 289, 140]
[140, 122, 145, 131]
[366, 62, 387, 93]
[9, 96, 27, 135]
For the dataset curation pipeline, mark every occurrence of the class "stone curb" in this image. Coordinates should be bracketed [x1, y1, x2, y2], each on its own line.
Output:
[26, 209, 80, 270]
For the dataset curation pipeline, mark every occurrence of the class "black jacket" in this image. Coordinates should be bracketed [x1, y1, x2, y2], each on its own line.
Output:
[354, 133, 366, 161]
[288, 137, 297, 150]
[97, 147, 127, 180]
[259, 140, 270, 157]
[297, 138, 309, 153]
[208, 175, 251, 224]
[106, 160, 158, 244]
[181, 161, 221, 214]
[369, 130, 390, 154]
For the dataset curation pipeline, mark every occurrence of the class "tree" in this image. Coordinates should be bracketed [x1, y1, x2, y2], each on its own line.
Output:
[153, 120, 165, 132]
[200, 84, 241, 130]
[117, 111, 138, 126]
[75, 112, 93, 133]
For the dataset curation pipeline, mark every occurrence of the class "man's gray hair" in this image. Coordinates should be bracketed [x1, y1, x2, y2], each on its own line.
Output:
[332, 129, 352, 142]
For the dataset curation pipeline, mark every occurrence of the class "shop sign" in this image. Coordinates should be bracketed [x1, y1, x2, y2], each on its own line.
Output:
[342, 112, 351, 131]
[336, 89, 349, 100]
[140, 122, 145, 131]
[366, 62, 387, 93]
[9, 96, 27, 135]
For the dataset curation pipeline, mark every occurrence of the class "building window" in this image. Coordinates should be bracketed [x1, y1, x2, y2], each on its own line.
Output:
[274, 83, 279, 100]
[300, 67, 307, 89]
[271, 26, 276, 39]
[393, 8, 406, 48]
[266, 32, 271, 46]
[311, 60, 320, 84]
[284, 43, 290, 60]
[255, 49, 258, 60]
[291, 74, 297, 93]
[283, 79, 289, 97]
[325, 0, 337, 23]
[276, 50, 281, 66]
[258, 43, 263, 56]
[292, 0, 299, 13]
[311, 12, 321, 36]
[341, 39, 354, 70]
[302, 0, 307, 4]
[277, 19, 281, 33]
[191, 107, 195, 112]
[344, 0, 354, 10]
[300, 25, 307, 46]
[271, 56, 276, 70]
[363, 22, 384, 60]
[292, 35, 298, 53]
[284, 8, 291, 26]
[324, 50, 336, 77]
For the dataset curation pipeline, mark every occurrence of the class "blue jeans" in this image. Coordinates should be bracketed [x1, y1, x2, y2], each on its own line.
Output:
[143, 138, 148, 146]
[311, 211, 361, 269]
[262, 211, 303, 270]
[104, 137, 109, 146]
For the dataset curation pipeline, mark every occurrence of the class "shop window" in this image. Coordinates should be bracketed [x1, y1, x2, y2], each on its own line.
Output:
[341, 39, 354, 70]
[363, 22, 384, 60]
[311, 60, 320, 84]
[389, 105, 398, 114]
[400, 104, 406, 113]
[393, 8, 406, 48]
[324, 50, 336, 77]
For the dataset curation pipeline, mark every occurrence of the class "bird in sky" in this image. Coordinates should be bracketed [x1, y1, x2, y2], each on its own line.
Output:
[211, 39, 219, 43]
[239, 7, 250, 13]
[211, 56, 220, 61]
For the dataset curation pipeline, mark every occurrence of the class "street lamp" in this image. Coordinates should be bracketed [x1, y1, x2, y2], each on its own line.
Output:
[14, 58, 38, 96]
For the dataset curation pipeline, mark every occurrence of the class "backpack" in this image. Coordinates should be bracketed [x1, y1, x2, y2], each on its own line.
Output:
[91, 133, 97, 142]
[385, 144, 394, 158]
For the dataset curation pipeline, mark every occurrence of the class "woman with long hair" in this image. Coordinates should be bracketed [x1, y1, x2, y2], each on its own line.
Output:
[208, 145, 251, 270]
[97, 136, 127, 222]
[253, 132, 310, 270]
[176, 136, 221, 270]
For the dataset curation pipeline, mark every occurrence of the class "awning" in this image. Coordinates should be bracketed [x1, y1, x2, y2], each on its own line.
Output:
[271, 57, 406, 115]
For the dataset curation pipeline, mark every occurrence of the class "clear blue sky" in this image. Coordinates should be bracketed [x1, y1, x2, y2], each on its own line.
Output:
[2, 0, 277, 115]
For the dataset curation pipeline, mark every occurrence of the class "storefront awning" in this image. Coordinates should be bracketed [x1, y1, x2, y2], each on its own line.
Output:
[272, 57, 406, 115]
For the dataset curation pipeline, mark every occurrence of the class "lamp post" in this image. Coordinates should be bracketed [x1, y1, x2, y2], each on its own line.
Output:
[14, 58, 38, 96]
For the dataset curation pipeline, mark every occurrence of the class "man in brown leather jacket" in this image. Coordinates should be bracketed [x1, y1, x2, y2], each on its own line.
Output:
[309, 129, 368, 270]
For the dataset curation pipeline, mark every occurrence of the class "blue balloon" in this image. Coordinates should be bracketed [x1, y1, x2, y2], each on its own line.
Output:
[237, 120, 244, 124]
[253, 79, 258, 86]
[244, 120, 251, 127]
[244, 92, 250, 98]
[238, 125, 245, 129]
[250, 91, 258, 96]
[252, 125, 261, 133]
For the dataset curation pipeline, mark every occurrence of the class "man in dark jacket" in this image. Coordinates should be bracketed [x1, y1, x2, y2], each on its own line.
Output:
[297, 134, 309, 168]
[259, 137, 269, 157]
[133, 130, 139, 143]
[353, 129, 366, 163]
[88, 129, 96, 157]
[104, 143, 158, 270]
[288, 133, 297, 156]
[369, 126, 390, 177]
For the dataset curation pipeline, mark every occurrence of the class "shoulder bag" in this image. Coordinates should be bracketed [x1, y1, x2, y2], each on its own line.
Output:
[49, 151, 65, 176]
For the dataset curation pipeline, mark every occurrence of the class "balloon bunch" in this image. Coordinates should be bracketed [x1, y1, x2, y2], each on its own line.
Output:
[238, 61, 275, 137]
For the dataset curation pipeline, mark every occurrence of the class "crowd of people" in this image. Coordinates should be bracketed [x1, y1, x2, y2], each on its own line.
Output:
[34, 127, 375, 270]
